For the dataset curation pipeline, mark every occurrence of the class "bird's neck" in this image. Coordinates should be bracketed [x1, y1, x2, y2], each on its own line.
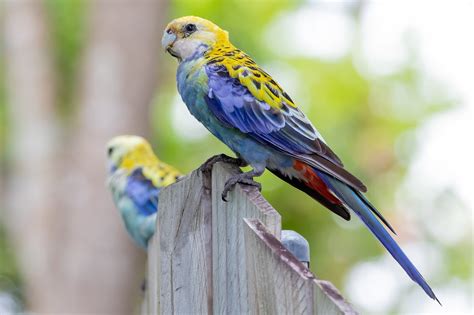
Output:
[205, 41, 237, 59]
[120, 153, 159, 172]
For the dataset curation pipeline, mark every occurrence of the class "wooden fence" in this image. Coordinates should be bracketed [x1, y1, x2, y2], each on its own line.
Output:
[142, 162, 357, 314]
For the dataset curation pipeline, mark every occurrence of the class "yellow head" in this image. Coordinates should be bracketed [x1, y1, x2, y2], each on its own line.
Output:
[106, 135, 158, 173]
[162, 16, 230, 62]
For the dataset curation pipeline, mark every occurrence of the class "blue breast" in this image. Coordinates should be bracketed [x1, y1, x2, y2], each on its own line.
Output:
[177, 59, 232, 144]
[175, 58, 289, 168]
[109, 169, 158, 249]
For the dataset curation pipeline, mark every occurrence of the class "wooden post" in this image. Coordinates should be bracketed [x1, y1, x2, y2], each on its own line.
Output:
[212, 163, 281, 314]
[153, 170, 212, 314]
[145, 162, 357, 314]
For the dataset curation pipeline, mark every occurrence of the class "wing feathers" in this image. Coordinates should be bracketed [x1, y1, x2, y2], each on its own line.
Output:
[269, 168, 351, 220]
[301, 154, 367, 192]
[126, 168, 160, 216]
[205, 57, 367, 193]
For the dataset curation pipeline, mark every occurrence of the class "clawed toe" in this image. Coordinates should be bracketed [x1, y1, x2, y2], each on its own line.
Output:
[221, 174, 262, 202]
[199, 154, 226, 174]
[198, 154, 247, 174]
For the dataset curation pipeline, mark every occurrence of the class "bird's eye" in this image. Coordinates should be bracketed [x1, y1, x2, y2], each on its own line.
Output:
[184, 23, 197, 34]
[108, 147, 114, 156]
[166, 28, 173, 34]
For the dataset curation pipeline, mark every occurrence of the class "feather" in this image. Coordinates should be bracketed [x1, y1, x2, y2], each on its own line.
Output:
[204, 63, 366, 192]
[125, 168, 160, 216]
[165, 16, 438, 302]
[317, 170, 440, 303]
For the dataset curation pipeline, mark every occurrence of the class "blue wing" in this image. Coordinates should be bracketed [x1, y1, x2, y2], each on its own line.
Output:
[205, 63, 366, 192]
[125, 168, 159, 216]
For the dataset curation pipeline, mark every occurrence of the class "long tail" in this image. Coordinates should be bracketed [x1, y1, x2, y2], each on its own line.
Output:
[270, 160, 439, 303]
[316, 169, 440, 303]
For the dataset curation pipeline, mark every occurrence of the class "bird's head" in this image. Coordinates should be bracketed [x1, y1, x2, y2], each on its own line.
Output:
[106, 135, 157, 174]
[162, 16, 229, 62]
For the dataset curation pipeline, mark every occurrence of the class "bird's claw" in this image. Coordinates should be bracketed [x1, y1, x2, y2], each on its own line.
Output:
[221, 173, 262, 202]
[199, 154, 248, 174]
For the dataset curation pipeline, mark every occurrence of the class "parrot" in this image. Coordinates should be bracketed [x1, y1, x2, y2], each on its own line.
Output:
[106, 135, 182, 249]
[161, 16, 440, 302]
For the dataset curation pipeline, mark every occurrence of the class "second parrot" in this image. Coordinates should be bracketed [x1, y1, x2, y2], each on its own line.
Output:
[107, 135, 181, 249]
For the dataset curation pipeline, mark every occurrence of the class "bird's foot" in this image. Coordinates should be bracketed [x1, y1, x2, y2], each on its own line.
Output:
[199, 153, 248, 174]
[222, 171, 262, 202]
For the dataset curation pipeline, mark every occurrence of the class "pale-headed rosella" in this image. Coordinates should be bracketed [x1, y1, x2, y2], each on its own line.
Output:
[107, 135, 181, 249]
[161, 16, 439, 302]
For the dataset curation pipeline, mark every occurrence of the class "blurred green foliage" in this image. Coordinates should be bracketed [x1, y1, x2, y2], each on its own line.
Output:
[45, 0, 87, 117]
[0, 15, 14, 301]
[0, 0, 469, 314]
[0, 224, 22, 307]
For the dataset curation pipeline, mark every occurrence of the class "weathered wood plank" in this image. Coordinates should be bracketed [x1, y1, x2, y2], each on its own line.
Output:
[244, 218, 357, 315]
[314, 280, 358, 315]
[154, 170, 213, 314]
[144, 162, 356, 314]
[212, 162, 281, 315]
[146, 231, 159, 315]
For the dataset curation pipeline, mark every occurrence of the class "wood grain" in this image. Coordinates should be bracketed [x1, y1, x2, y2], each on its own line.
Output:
[145, 162, 357, 314]
[154, 170, 213, 314]
[244, 218, 357, 315]
[212, 162, 281, 315]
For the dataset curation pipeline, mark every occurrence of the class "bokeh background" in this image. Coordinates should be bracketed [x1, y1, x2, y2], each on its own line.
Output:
[0, 0, 472, 314]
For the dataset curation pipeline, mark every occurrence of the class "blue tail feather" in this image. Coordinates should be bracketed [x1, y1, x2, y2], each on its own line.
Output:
[316, 170, 440, 303]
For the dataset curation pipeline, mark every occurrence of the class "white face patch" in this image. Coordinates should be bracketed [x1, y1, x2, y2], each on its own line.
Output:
[172, 39, 204, 60]
[107, 135, 145, 168]
[170, 30, 218, 61]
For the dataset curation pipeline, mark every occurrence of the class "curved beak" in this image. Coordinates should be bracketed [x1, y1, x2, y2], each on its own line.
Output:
[161, 31, 177, 51]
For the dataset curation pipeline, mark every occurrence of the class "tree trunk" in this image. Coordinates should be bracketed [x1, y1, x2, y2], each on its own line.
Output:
[4, 0, 168, 313]
[3, 1, 61, 311]
[59, 1, 168, 313]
